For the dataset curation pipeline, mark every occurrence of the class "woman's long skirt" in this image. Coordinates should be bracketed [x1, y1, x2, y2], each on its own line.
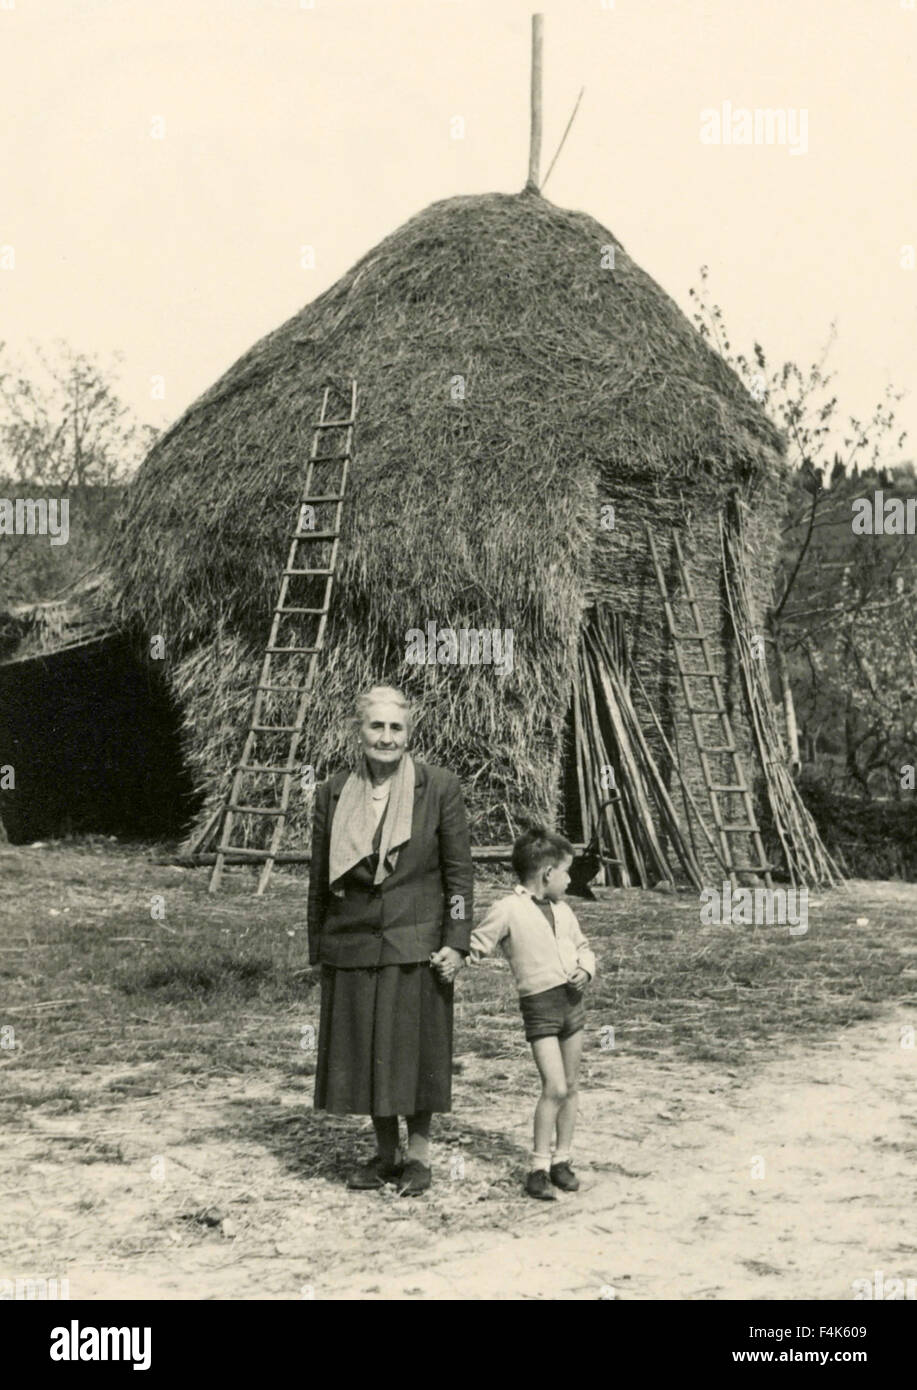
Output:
[313, 962, 454, 1116]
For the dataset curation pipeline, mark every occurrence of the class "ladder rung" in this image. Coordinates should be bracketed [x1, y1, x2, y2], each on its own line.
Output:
[229, 805, 286, 817]
[313, 418, 354, 429]
[706, 744, 736, 753]
[241, 764, 294, 774]
[304, 494, 345, 503]
[687, 706, 727, 716]
[266, 645, 319, 654]
[291, 530, 338, 540]
[682, 669, 717, 677]
[275, 606, 328, 615]
[673, 633, 710, 641]
[709, 784, 747, 793]
[722, 824, 757, 833]
[283, 568, 333, 576]
[731, 865, 772, 874]
[312, 453, 350, 463]
[252, 724, 301, 733]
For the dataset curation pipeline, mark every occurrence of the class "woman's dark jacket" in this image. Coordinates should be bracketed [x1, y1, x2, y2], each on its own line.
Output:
[307, 760, 474, 968]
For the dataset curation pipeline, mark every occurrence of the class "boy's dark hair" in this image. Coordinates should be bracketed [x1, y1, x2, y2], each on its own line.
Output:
[511, 826, 575, 881]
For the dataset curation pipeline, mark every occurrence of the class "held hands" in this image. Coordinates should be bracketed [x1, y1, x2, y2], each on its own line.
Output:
[568, 967, 590, 992]
[430, 945, 465, 984]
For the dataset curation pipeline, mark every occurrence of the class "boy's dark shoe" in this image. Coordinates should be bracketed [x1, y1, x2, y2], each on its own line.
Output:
[525, 1169, 557, 1201]
[550, 1161, 580, 1192]
[547, 1156, 577, 1189]
[346, 1155, 403, 1190]
[397, 1159, 432, 1196]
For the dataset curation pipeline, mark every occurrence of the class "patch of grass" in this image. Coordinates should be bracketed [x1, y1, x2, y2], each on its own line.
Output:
[117, 953, 276, 1001]
[0, 1084, 83, 1113]
[73, 1139, 125, 1165]
[2, 842, 916, 1089]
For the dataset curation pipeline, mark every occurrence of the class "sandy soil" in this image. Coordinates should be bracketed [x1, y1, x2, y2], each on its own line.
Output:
[5, 1004, 916, 1300]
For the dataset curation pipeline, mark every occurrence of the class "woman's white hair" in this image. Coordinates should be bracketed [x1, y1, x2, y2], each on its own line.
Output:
[352, 684, 414, 735]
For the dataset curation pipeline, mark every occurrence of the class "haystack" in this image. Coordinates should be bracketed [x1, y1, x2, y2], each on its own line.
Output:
[104, 189, 787, 861]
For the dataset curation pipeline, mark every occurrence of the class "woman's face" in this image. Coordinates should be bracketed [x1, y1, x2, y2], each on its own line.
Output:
[358, 700, 409, 767]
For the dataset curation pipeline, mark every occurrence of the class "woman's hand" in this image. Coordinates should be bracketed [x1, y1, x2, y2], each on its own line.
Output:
[430, 946, 465, 983]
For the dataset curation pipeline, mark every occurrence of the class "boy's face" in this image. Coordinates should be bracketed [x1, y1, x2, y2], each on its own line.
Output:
[542, 855, 573, 902]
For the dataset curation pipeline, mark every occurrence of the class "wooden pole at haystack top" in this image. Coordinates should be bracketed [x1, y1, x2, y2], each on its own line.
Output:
[526, 13, 544, 192]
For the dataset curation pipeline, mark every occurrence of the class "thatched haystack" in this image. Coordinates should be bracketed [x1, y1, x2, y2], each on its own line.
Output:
[105, 190, 786, 855]
[0, 573, 112, 663]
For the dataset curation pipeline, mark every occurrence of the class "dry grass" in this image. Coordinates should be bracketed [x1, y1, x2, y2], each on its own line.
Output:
[2, 840, 913, 1086]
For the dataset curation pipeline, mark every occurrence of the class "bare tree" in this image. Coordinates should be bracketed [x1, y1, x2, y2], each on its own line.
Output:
[689, 269, 915, 792]
[0, 341, 159, 605]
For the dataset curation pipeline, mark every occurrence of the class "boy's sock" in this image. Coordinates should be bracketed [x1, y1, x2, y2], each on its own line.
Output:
[552, 1151, 572, 1166]
[530, 1152, 551, 1172]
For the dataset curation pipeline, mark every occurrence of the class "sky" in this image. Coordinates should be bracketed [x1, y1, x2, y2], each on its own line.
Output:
[1, 0, 915, 464]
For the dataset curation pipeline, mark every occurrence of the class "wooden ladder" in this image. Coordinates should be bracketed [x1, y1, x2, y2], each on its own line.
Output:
[646, 525, 772, 890]
[208, 381, 356, 895]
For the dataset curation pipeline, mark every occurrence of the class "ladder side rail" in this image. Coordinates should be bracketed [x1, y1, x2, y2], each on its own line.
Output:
[209, 387, 337, 892]
[671, 531, 772, 889]
[253, 391, 355, 893]
[647, 528, 736, 889]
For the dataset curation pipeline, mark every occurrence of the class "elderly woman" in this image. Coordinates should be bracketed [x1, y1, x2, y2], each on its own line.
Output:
[307, 685, 473, 1195]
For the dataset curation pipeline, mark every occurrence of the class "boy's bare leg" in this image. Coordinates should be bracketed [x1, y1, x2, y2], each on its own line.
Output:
[555, 1030, 584, 1158]
[531, 1037, 568, 1162]
[406, 1110, 432, 1164]
[371, 1115, 400, 1165]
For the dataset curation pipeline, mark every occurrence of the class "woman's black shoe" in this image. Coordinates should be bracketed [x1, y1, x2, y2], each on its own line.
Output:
[346, 1155, 403, 1189]
[397, 1159, 432, 1196]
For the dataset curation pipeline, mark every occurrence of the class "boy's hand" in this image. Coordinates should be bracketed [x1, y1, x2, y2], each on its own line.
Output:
[430, 946, 465, 983]
[568, 968, 589, 991]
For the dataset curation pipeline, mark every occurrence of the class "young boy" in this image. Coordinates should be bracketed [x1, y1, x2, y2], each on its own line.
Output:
[469, 827, 596, 1200]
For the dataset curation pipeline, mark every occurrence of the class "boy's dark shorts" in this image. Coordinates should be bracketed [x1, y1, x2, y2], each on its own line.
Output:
[519, 983, 586, 1042]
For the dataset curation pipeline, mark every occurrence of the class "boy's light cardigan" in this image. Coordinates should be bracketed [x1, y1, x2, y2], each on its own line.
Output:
[468, 884, 597, 998]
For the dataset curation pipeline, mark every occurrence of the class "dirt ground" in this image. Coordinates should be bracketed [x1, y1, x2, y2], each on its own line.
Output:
[4, 975, 916, 1299]
[3, 855, 917, 1301]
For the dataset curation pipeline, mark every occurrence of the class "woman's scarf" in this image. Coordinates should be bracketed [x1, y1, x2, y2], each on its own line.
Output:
[328, 752, 416, 892]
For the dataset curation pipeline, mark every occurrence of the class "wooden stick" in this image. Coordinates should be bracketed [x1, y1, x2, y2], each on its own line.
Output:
[574, 651, 614, 883]
[598, 645, 703, 888]
[183, 804, 223, 857]
[571, 666, 589, 843]
[586, 627, 672, 884]
[541, 86, 584, 191]
[526, 14, 544, 191]
[584, 638, 644, 883]
[579, 638, 634, 883]
[3, 1000, 83, 1013]
[719, 506, 842, 887]
[174, 843, 588, 869]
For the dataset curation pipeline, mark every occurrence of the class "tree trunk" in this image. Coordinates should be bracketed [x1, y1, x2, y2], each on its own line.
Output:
[773, 629, 801, 774]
